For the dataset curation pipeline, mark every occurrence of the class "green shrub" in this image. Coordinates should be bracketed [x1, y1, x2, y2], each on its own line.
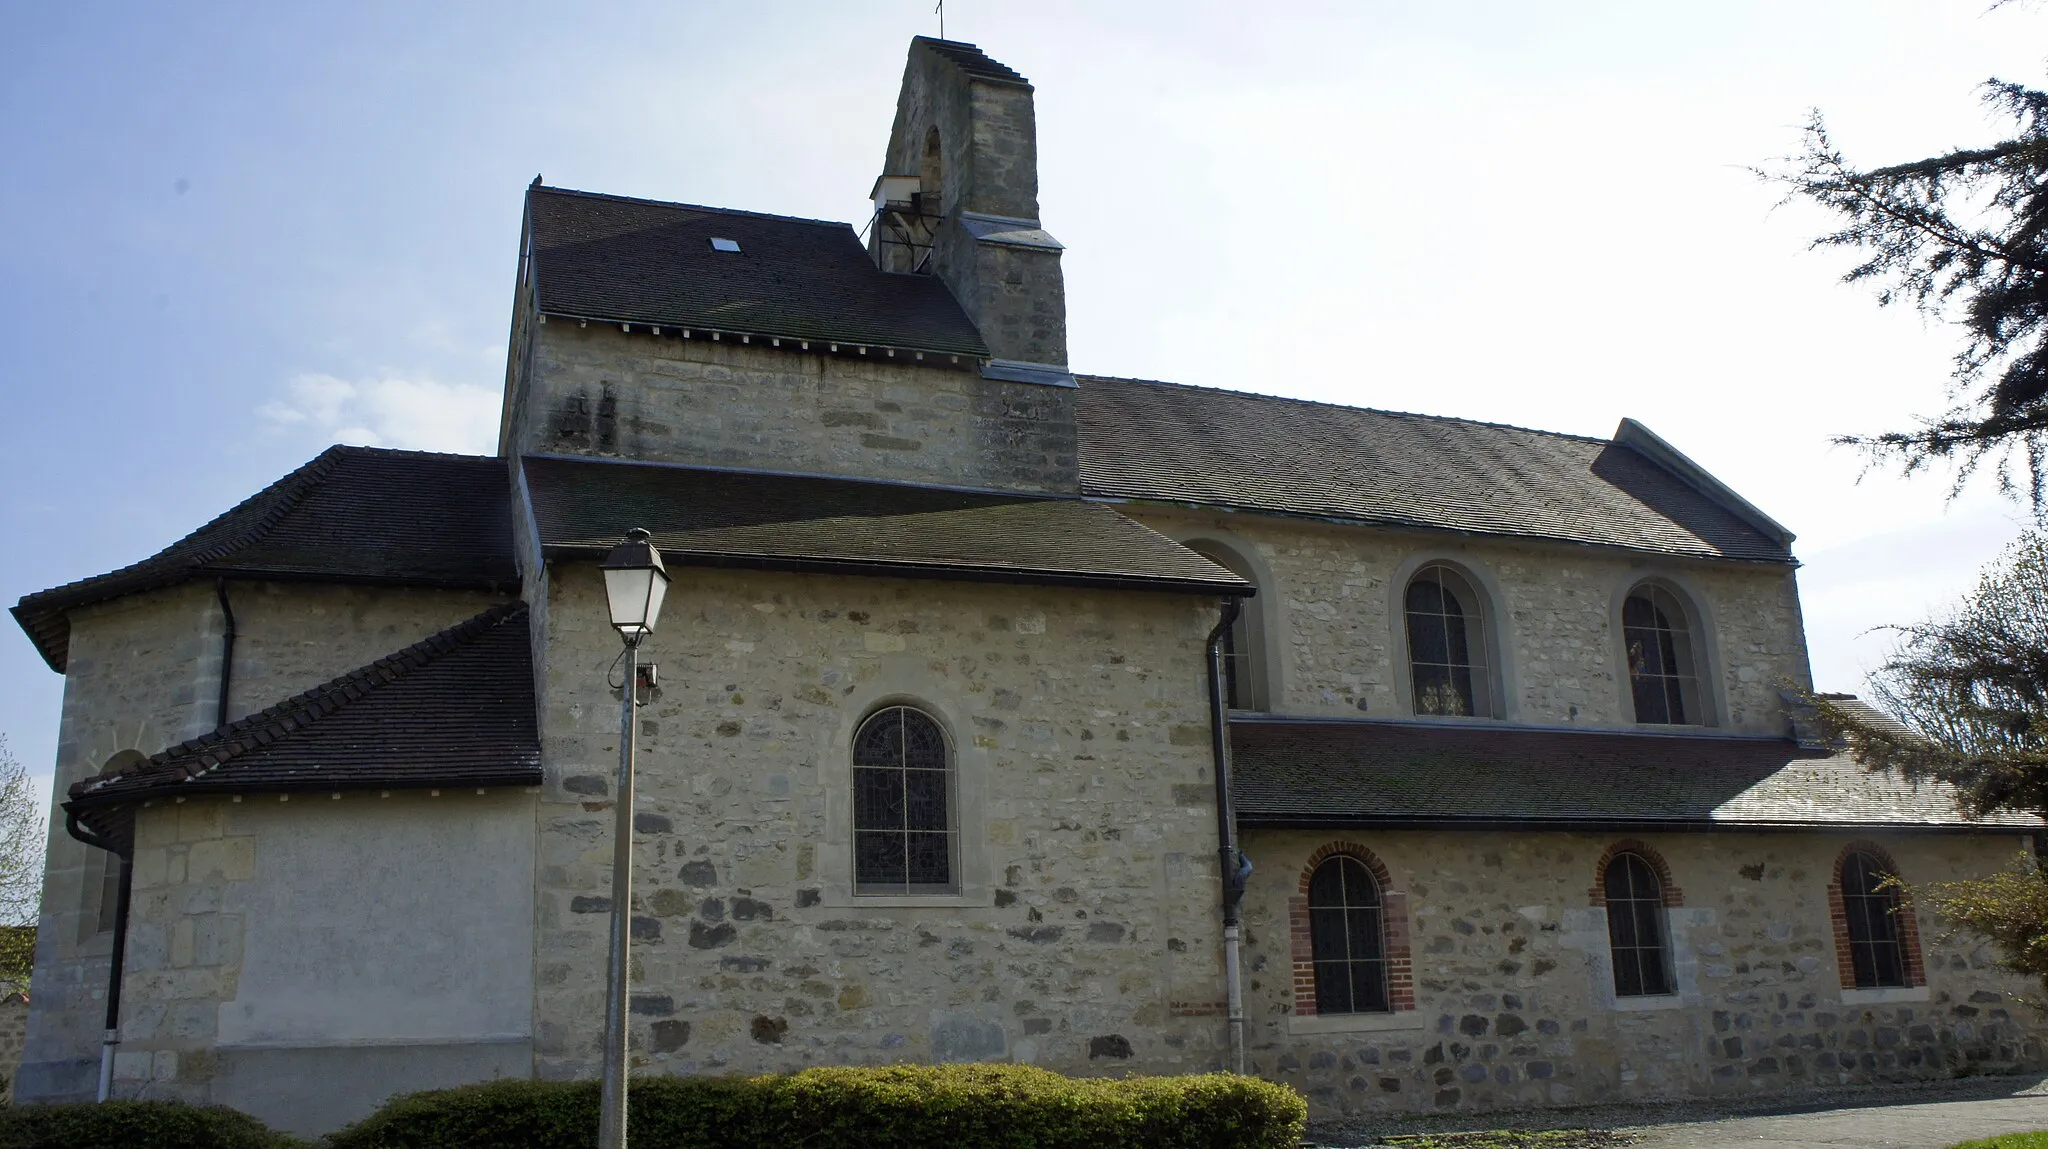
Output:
[327, 1064, 1306, 1149]
[0, 1100, 302, 1149]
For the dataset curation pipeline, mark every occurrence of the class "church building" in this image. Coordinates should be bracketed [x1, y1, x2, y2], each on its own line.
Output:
[12, 37, 2045, 1136]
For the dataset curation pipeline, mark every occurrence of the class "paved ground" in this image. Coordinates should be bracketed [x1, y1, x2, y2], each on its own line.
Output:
[1632, 1085, 2048, 1147]
[1309, 1076, 2048, 1148]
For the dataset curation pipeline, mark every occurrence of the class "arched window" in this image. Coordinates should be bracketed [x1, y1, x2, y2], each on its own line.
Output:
[1187, 541, 1267, 711]
[1405, 564, 1493, 717]
[1306, 855, 1388, 1014]
[1604, 853, 1673, 997]
[1839, 850, 1908, 988]
[852, 706, 955, 895]
[1623, 584, 1703, 725]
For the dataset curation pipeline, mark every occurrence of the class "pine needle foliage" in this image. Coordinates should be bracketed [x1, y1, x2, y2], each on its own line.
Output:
[1813, 532, 2048, 819]
[1770, 80, 2048, 505]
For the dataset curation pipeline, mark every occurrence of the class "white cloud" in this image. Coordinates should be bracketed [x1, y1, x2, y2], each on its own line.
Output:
[260, 373, 499, 455]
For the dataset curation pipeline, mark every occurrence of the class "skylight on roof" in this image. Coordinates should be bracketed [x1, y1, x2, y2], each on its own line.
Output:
[709, 237, 741, 253]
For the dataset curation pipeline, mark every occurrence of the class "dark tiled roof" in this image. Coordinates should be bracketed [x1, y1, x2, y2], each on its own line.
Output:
[913, 37, 1030, 85]
[1229, 719, 2040, 831]
[1078, 376, 1794, 563]
[523, 455, 1249, 595]
[69, 603, 538, 806]
[12, 447, 517, 673]
[527, 187, 989, 358]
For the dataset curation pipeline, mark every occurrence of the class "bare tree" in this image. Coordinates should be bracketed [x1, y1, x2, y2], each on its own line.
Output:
[0, 737, 44, 991]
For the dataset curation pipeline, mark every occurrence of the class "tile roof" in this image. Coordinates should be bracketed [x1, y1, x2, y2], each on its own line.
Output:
[1229, 719, 2040, 832]
[522, 455, 1250, 595]
[1077, 376, 1795, 564]
[68, 603, 538, 810]
[527, 186, 990, 358]
[12, 447, 518, 673]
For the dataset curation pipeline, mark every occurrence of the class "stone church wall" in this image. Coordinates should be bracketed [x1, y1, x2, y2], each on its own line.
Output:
[1124, 508, 1811, 733]
[17, 581, 508, 1104]
[531, 563, 1234, 1081]
[511, 323, 1078, 495]
[1239, 827, 2043, 1116]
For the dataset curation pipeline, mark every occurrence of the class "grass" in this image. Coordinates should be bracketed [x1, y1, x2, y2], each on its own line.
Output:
[1947, 1135, 2048, 1149]
[1381, 1132, 1640, 1149]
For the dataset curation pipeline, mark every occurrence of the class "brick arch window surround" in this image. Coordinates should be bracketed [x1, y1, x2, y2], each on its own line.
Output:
[1289, 843, 1414, 1016]
[1587, 841, 1683, 998]
[1828, 843, 1925, 989]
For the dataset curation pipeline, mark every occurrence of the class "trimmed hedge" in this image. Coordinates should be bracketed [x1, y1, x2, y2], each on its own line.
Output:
[327, 1064, 1307, 1149]
[0, 1100, 303, 1149]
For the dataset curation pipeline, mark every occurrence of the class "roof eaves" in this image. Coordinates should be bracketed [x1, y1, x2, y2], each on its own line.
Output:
[538, 311, 987, 365]
[1233, 812, 2040, 834]
[538, 543, 1253, 597]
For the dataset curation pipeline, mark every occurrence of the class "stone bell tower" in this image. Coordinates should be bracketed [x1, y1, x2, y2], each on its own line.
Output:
[869, 37, 1069, 379]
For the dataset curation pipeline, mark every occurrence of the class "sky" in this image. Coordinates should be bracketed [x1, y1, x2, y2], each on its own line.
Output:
[3, 1, 2045, 804]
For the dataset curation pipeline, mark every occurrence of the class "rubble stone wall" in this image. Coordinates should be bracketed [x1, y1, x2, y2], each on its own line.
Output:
[530, 563, 1232, 1081]
[1240, 827, 2044, 1115]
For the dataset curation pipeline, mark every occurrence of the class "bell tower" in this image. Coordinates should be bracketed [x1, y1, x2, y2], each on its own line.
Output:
[869, 38, 1069, 379]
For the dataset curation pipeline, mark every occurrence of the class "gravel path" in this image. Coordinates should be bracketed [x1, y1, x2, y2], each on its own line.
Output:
[1307, 1075, 2048, 1148]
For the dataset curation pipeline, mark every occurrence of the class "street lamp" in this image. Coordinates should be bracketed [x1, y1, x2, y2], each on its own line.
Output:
[598, 528, 668, 1149]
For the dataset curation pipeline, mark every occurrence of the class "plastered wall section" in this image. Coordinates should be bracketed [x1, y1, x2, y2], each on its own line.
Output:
[17, 581, 508, 1102]
[1239, 828, 2044, 1117]
[531, 564, 1233, 1080]
[1124, 508, 1811, 733]
[109, 791, 534, 1127]
[512, 324, 1079, 494]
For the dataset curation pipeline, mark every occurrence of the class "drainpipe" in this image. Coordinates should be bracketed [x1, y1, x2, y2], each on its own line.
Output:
[1206, 599, 1250, 1074]
[65, 812, 132, 1102]
[214, 580, 236, 728]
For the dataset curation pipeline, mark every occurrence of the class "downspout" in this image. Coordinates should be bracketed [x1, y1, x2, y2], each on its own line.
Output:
[1206, 599, 1250, 1074]
[66, 812, 132, 1102]
[214, 580, 236, 728]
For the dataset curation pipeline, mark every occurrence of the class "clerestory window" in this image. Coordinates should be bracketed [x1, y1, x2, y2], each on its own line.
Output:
[1623, 583, 1704, 726]
[1404, 564, 1494, 718]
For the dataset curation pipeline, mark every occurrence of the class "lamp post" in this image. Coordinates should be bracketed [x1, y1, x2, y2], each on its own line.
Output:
[597, 528, 669, 1149]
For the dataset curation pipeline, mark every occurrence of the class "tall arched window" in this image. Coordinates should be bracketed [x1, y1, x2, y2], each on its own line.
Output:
[1839, 850, 1908, 988]
[1307, 855, 1388, 1014]
[852, 706, 955, 895]
[1405, 564, 1493, 717]
[1604, 853, 1673, 997]
[1623, 584, 1703, 725]
[1188, 541, 1267, 711]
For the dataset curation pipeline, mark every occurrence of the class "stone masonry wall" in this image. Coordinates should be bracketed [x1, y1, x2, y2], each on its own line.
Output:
[18, 581, 508, 1103]
[513, 324, 1078, 494]
[1240, 828, 2044, 1116]
[1123, 508, 1811, 734]
[532, 563, 1234, 1080]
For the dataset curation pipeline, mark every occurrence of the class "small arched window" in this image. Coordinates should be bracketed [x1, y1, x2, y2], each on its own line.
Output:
[1307, 855, 1388, 1014]
[1604, 853, 1673, 997]
[1624, 584, 1703, 725]
[852, 706, 955, 895]
[1405, 564, 1493, 718]
[1188, 541, 1267, 711]
[1840, 851, 1908, 988]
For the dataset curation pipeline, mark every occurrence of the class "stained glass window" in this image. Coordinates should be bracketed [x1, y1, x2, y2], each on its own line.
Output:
[852, 706, 955, 894]
[1406, 566, 1489, 717]
[1307, 855, 1389, 1014]
[1624, 585, 1701, 725]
